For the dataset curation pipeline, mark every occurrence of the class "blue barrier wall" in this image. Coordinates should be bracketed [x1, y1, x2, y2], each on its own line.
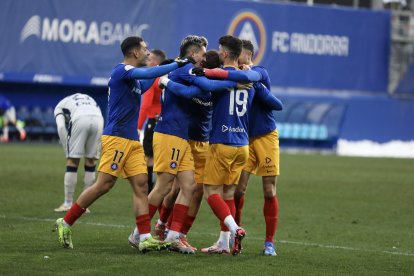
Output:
[0, 0, 390, 92]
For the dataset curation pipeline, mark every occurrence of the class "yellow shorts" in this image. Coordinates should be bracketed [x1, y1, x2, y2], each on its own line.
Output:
[153, 132, 194, 175]
[189, 140, 209, 184]
[98, 135, 147, 178]
[244, 130, 280, 176]
[203, 144, 249, 186]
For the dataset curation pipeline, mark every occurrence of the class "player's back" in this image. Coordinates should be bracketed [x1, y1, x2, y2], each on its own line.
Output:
[57, 93, 101, 121]
[154, 63, 194, 140]
[209, 67, 254, 146]
[249, 66, 277, 137]
[0, 95, 12, 111]
[188, 92, 212, 142]
[103, 63, 142, 140]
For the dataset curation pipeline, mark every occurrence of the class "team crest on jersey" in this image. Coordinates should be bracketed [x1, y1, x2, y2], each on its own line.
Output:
[111, 163, 118, 170]
[227, 10, 266, 65]
[170, 161, 177, 169]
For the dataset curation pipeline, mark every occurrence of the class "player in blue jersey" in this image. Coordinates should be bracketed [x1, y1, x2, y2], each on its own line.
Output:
[150, 50, 223, 251]
[143, 35, 242, 254]
[54, 36, 191, 252]
[235, 39, 283, 256]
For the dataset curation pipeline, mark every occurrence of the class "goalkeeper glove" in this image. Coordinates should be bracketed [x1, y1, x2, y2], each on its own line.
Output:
[191, 68, 205, 76]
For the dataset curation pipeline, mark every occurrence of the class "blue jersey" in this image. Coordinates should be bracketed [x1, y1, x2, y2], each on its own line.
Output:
[188, 92, 212, 142]
[103, 62, 180, 140]
[154, 63, 194, 139]
[209, 67, 255, 146]
[155, 63, 236, 140]
[103, 64, 143, 140]
[248, 66, 277, 137]
[0, 95, 12, 111]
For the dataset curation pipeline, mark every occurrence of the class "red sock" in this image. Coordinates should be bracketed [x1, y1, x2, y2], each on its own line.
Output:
[207, 194, 231, 223]
[263, 196, 279, 243]
[149, 203, 158, 220]
[166, 212, 173, 228]
[235, 195, 245, 225]
[181, 215, 196, 235]
[136, 214, 151, 234]
[159, 202, 172, 224]
[63, 202, 86, 226]
[169, 204, 189, 232]
[220, 199, 235, 231]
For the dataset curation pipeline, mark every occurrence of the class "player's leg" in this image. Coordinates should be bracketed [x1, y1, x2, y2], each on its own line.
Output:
[0, 116, 9, 142]
[7, 107, 25, 140]
[55, 171, 117, 249]
[234, 170, 250, 225]
[155, 178, 180, 240]
[164, 169, 196, 254]
[128, 173, 170, 253]
[54, 158, 80, 212]
[255, 130, 280, 256]
[143, 118, 156, 192]
[262, 176, 278, 256]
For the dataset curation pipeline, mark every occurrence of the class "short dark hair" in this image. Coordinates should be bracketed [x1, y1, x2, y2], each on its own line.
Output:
[204, 50, 221, 69]
[179, 35, 208, 58]
[241, 39, 254, 54]
[151, 49, 167, 63]
[121, 36, 144, 56]
[219, 35, 242, 60]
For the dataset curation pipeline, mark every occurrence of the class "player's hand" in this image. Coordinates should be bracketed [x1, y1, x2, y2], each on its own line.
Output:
[158, 75, 169, 89]
[160, 59, 175, 66]
[237, 82, 253, 90]
[191, 67, 205, 76]
[175, 57, 195, 68]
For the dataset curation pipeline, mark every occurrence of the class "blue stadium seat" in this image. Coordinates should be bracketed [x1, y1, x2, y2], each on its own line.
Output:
[321, 104, 347, 140]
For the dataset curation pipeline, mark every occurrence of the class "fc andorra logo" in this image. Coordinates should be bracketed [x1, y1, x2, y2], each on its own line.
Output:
[227, 11, 266, 65]
[111, 163, 118, 170]
[170, 161, 177, 170]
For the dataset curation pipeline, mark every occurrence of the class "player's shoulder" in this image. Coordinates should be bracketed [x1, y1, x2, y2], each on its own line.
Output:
[111, 63, 133, 78]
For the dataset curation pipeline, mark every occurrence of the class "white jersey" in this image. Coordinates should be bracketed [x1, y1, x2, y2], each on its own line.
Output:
[54, 93, 102, 122]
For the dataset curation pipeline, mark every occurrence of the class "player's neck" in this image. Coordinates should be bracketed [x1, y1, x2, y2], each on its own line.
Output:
[223, 59, 239, 68]
[122, 57, 137, 67]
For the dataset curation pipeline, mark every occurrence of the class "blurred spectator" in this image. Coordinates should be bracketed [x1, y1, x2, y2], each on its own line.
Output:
[0, 94, 26, 142]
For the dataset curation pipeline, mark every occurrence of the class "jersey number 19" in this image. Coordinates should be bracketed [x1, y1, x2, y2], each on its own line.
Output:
[229, 89, 248, 116]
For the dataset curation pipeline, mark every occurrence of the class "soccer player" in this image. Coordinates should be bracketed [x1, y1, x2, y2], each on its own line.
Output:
[0, 94, 26, 142]
[143, 35, 240, 254]
[137, 49, 166, 192]
[153, 50, 222, 250]
[54, 36, 191, 252]
[235, 39, 283, 256]
[200, 35, 252, 256]
[53, 93, 104, 213]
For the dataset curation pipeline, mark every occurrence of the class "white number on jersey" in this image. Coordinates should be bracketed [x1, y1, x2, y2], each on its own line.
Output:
[229, 89, 248, 116]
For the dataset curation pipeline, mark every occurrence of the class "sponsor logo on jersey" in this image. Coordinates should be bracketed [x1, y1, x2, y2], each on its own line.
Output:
[111, 163, 118, 170]
[228, 11, 266, 65]
[170, 161, 177, 169]
[222, 125, 245, 133]
[265, 157, 272, 164]
[20, 15, 149, 45]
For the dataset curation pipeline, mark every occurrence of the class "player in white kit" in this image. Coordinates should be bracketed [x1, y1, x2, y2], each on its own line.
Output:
[53, 93, 104, 212]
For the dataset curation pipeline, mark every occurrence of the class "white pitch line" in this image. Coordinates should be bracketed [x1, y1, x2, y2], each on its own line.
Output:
[2, 214, 414, 257]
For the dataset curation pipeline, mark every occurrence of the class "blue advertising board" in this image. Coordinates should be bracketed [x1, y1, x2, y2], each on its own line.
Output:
[0, 0, 390, 92]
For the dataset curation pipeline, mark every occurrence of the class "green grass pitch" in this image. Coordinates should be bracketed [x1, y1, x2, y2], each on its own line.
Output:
[0, 143, 413, 275]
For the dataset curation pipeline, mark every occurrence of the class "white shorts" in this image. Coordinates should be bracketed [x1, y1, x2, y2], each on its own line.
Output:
[3, 107, 16, 123]
[63, 115, 104, 159]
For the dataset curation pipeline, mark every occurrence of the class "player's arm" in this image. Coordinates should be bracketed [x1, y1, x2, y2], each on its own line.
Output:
[54, 106, 68, 145]
[159, 76, 203, 99]
[254, 83, 283, 111]
[128, 58, 192, 80]
[192, 76, 237, 92]
[192, 68, 261, 82]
